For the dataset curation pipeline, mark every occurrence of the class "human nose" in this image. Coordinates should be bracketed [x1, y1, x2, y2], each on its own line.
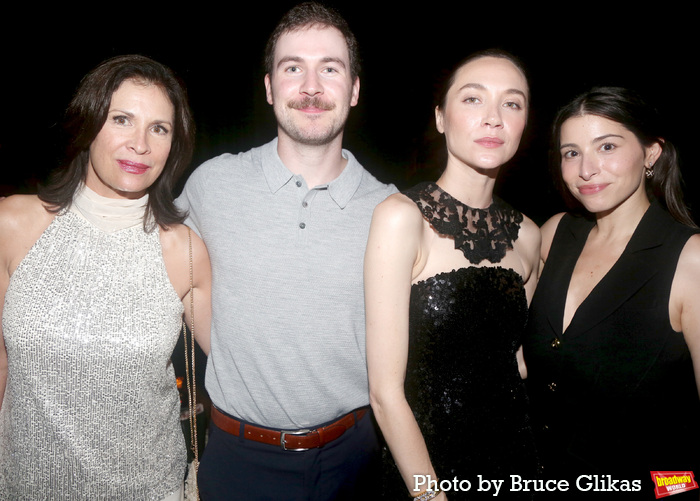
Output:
[300, 71, 323, 96]
[482, 103, 503, 128]
[579, 155, 599, 181]
[128, 127, 151, 155]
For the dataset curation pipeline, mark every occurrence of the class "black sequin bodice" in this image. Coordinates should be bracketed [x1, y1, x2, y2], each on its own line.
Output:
[383, 183, 538, 499]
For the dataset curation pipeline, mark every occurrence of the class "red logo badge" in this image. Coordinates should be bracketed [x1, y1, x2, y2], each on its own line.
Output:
[650, 471, 698, 498]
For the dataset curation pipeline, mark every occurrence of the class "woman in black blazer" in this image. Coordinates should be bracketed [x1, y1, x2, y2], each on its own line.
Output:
[523, 87, 700, 497]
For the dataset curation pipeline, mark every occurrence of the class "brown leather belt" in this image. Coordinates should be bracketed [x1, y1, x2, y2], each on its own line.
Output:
[211, 406, 367, 451]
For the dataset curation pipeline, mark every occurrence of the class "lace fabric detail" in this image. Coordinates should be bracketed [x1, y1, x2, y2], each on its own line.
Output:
[404, 182, 523, 264]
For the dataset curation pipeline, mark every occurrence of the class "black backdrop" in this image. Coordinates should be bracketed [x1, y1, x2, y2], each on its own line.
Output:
[1, 2, 696, 225]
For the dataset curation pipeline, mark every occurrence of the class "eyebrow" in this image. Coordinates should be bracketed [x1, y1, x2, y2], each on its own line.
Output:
[559, 134, 625, 150]
[276, 55, 347, 69]
[109, 108, 173, 126]
[457, 83, 528, 100]
[593, 133, 624, 142]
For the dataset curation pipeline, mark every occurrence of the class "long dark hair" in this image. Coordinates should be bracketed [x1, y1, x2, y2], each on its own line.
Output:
[551, 86, 696, 227]
[39, 54, 195, 231]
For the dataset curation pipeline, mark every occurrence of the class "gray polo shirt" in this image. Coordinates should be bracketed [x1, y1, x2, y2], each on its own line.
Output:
[177, 139, 396, 429]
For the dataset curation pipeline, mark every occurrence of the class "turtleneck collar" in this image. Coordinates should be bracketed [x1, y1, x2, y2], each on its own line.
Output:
[70, 184, 149, 233]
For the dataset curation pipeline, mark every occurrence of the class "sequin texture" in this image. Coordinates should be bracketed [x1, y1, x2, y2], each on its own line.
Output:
[382, 184, 539, 499]
[1, 210, 186, 500]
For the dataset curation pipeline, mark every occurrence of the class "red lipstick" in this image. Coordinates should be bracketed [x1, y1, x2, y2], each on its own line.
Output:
[118, 160, 150, 174]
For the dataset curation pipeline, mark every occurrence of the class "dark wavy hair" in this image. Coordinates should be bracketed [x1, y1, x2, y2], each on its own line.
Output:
[551, 86, 696, 228]
[264, 2, 360, 81]
[39, 54, 195, 231]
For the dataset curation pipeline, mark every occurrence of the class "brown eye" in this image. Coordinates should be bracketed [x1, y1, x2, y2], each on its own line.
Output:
[151, 124, 170, 135]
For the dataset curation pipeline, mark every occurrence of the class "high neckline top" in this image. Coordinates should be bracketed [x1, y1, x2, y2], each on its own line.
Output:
[403, 182, 522, 264]
[70, 184, 149, 233]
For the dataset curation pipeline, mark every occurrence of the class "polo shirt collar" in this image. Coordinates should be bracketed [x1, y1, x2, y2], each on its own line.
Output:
[261, 138, 363, 209]
[261, 138, 295, 193]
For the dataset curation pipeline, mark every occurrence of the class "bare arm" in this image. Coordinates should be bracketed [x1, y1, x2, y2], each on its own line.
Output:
[516, 213, 563, 378]
[0, 200, 11, 407]
[0, 259, 8, 409]
[514, 215, 542, 379]
[183, 229, 212, 356]
[161, 225, 212, 356]
[365, 195, 445, 499]
[539, 213, 566, 268]
[670, 234, 700, 400]
[519, 215, 542, 306]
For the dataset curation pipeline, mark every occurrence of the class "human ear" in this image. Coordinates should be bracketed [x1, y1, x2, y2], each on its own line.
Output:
[350, 76, 360, 107]
[435, 106, 445, 134]
[646, 140, 663, 167]
[264, 74, 274, 105]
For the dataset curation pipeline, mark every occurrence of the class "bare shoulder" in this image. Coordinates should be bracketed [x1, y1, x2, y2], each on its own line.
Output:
[513, 212, 542, 286]
[366, 193, 426, 272]
[371, 192, 424, 234]
[517, 213, 542, 256]
[0, 195, 53, 230]
[159, 223, 207, 259]
[670, 234, 700, 307]
[676, 233, 700, 279]
[0, 195, 55, 267]
[539, 212, 566, 262]
[160, 223, 210, 298]
[671, 233, 700, 342]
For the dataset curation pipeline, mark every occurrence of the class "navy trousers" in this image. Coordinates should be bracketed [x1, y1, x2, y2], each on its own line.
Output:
[197, 408, 381, 500]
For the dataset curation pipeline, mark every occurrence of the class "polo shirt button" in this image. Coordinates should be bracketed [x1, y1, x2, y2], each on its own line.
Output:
[296, 180, 302, 187]
[299, 222, 306, 229]
[302, 201, 308, 208]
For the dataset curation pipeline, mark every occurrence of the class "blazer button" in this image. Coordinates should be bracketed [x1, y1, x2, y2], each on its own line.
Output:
[548, 382, 557, 392]
[551, 338, 561, 349]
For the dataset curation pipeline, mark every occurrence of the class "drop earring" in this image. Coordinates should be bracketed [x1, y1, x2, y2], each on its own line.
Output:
[645, 162, 654, 178]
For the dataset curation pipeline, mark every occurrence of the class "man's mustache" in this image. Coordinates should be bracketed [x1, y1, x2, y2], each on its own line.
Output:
[287, 96, 336, 111]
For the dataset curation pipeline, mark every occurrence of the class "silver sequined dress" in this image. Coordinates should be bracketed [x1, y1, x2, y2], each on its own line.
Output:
[0, 210, 186, 500]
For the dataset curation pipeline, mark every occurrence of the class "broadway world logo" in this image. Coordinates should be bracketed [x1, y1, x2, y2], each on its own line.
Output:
[650, 471, 698, 498]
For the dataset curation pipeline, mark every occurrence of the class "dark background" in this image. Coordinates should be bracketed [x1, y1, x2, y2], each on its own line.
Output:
[0, 2, 695, 225]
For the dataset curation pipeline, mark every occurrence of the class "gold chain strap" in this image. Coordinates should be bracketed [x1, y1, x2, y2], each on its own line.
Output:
[183, 227, 199, 497]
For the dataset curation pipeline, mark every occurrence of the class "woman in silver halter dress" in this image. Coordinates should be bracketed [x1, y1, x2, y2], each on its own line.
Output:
[0, 55, 211, 500]
[366, 50, 541, 500]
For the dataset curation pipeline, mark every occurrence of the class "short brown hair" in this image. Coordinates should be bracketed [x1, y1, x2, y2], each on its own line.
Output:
[264, 2, 360, 81]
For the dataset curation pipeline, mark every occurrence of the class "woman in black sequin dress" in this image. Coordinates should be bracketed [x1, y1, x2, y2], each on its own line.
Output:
[366, 50, 541, 500]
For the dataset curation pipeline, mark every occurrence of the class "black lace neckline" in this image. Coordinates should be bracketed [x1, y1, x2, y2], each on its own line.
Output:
[404, 182, 522, 264]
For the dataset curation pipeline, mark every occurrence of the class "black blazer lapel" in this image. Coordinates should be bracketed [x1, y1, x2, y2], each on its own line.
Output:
[541, 213, 593, 337]
[564, 203, 667, 339]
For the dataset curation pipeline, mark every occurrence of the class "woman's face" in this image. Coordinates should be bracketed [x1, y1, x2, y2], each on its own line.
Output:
[559, 114, 660, 215]
[85, 79, 174, 199]
[435, 56, 528, 173]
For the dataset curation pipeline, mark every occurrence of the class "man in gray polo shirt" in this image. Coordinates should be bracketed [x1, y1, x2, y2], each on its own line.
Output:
[176, 2, 396, 499]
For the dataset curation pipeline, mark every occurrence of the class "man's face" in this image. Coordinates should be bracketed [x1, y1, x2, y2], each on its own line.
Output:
[264, 25, 359, 146]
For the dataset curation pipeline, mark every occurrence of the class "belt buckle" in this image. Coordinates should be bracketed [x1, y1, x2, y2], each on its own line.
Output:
[280, 428, 312, 451]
